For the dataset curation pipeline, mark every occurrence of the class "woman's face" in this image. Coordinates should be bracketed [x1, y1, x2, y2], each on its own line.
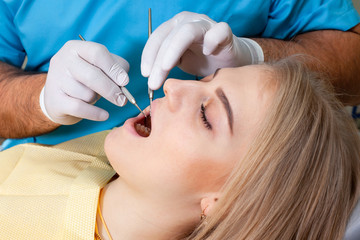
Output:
[105, 65, 276, 201]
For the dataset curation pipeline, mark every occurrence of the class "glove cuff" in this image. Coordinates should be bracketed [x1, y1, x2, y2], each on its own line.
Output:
[239, 38, 264, 64]
[39, 87, 56, 123]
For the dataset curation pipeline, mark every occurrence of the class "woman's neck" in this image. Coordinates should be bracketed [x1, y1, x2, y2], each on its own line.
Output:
[97, 178, 198, 240]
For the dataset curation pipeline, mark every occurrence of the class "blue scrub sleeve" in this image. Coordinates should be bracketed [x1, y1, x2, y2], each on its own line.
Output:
[0, 0, 25, 67]
[263, 0, 360, 39]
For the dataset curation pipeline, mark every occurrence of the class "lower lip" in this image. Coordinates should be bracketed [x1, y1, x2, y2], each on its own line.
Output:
[122, 116, 143, 138]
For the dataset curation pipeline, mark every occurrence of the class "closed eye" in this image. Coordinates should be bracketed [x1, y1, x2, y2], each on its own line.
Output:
[201, 103, 212, 130]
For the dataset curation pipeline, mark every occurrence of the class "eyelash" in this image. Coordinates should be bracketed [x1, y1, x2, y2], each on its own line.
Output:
[201, 103, 212, 130]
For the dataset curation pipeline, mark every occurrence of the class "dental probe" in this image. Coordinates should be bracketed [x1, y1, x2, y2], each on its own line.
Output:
[148, 8, 154, 117]
[119, 86, 147, 119]
[78, 34, 147, 119]
[78, 34, 85, 41]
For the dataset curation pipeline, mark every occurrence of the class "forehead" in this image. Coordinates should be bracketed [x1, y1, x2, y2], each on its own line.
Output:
[211, 66, 276, 103]
[213, 65, 276, 136]
[214, 65, 274, 88]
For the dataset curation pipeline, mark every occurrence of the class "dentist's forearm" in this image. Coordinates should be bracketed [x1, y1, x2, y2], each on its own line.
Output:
[0, 61, 59, 138]
[254, 25, 360, 105]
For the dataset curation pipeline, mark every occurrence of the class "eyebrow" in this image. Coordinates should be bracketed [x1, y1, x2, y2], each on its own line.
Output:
[215, 87, 233, 134]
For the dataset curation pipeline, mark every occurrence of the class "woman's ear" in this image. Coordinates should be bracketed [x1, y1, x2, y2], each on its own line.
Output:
[200, 193, 220, 217]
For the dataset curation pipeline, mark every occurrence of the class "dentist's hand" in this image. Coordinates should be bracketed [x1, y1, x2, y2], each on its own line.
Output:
[40, 40, 130, 125]
[141, 11, 264, 90]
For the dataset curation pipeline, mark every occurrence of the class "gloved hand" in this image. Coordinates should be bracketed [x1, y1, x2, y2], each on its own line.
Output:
[40, 40, 130, 125]
[141, 11, 264, 90]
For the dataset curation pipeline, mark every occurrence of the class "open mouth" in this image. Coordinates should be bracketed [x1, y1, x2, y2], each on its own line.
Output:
[134, 114, 151, 137]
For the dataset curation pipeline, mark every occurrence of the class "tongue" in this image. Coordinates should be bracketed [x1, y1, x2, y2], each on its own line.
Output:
[135, 123, 151, 137]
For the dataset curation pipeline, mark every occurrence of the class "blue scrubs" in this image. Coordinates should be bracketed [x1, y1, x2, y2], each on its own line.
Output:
[0, 0, 359, 150]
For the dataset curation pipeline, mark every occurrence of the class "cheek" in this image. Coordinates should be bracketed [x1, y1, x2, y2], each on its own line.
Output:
[159, 125, 236, 190]
[181, 156, 234, 192]
[163, 140, 236, 194]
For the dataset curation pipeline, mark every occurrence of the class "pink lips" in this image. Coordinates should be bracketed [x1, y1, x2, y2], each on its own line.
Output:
[122, 99, 158, 138]
[123, 114, 145, 138]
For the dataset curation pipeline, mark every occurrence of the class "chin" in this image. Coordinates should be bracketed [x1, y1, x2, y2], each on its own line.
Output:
[104, 105, 154, 169]
[104, 128, 124, 163]
[104, 126, 142, 170]
[104, 127, 119, 150]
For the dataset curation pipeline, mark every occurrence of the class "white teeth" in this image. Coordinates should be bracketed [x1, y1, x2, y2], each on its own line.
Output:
[135, 123, 151, 137]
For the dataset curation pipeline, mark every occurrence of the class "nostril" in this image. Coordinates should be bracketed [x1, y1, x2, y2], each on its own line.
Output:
[163, 79, 181, 98]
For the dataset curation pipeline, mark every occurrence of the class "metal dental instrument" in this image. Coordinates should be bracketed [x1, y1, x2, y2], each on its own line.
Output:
[148, 8, 154, 117]
[78, 34, 85, 41]
[78, 34, 147, 119]
[119, 86, 147, 118]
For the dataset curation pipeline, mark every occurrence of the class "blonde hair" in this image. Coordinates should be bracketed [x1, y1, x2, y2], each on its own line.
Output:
[187, 58, 360, 240]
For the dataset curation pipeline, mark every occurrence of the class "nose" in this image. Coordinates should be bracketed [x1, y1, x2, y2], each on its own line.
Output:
[163, 79, 198, 112]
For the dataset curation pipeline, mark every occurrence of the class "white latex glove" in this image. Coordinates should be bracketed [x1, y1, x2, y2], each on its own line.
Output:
[141, 11, 264, 90]
[40, 40, 130, 125]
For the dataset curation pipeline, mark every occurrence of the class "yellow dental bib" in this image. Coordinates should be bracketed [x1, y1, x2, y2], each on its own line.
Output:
[0, 131, 115, 239]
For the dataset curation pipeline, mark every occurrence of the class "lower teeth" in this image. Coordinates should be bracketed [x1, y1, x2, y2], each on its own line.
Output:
[135, 123, 151, 137]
